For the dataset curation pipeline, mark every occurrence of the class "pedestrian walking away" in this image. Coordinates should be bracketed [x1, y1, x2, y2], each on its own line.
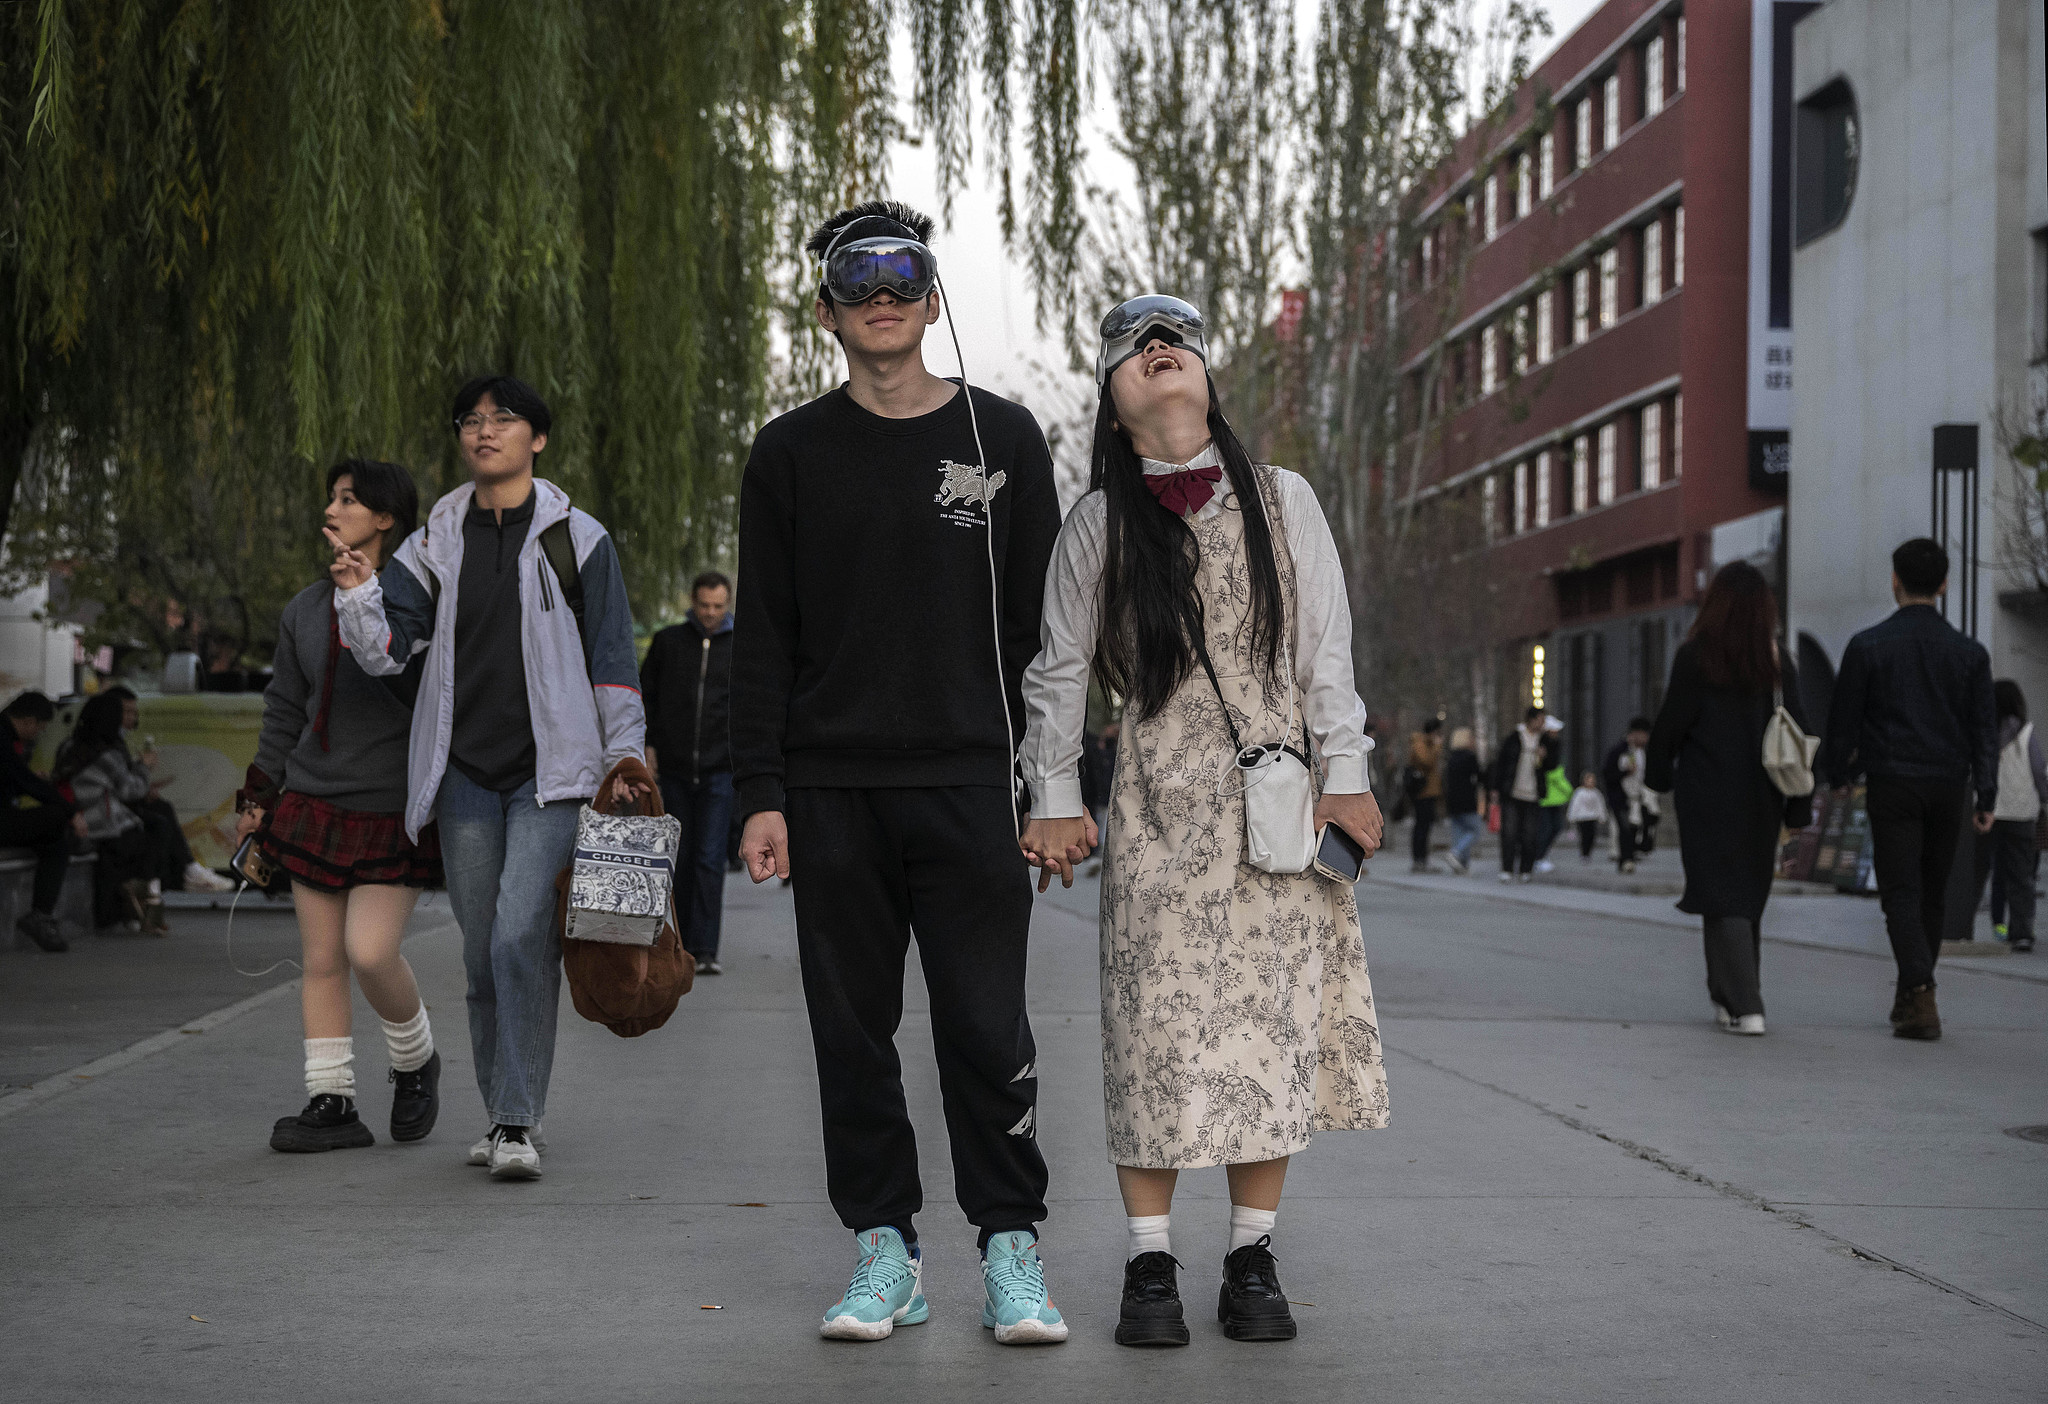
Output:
[0, 690, 87, 952]
[642, 570, 737, 975]
[1442, 727, 1484, 874]
[1406, 718, 1444, 872]
[240, 461, 446, 1154]
[1491, 707, 1557, 881]
[1019, 291, 1389, 1350]
[1601, 718, 1653, 872]
[730, 201, 1067, 1346]
[1567, 771, 1607, 860]
[1647, 563, 1813, 1036]
[1976, 680, 2045, 953]
[335, 376, 648, 1179]
[1818, 538, 1997, 1040]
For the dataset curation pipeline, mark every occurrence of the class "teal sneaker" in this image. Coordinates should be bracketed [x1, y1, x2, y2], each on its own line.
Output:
[820, 1227, 928, 1341]
[980, 1231, 1069, 1344]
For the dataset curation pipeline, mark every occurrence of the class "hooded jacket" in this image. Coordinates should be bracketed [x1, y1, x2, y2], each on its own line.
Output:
[335, 478, 645, 840]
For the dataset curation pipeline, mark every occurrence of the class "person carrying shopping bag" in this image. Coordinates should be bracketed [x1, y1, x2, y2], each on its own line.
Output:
[1019, 293, 1389, 1348]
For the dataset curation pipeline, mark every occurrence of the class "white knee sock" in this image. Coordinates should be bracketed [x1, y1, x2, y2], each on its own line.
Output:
[304, 1037, 355, 1098]
[1127, 1214, 1172, 1261]
[1228, 1205, 1277, 1253]
[381, 1006, 433, 1073]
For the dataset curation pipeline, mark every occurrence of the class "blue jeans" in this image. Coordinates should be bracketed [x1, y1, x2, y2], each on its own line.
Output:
[1448, 811, 1483, 865]
[437, 768, 583, 1128]
[658, 770, 735, 960]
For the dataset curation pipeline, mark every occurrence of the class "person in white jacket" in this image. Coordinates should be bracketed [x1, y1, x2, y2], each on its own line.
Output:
[1984, 680, 2048, 952]
[332, 375, 645, 1180]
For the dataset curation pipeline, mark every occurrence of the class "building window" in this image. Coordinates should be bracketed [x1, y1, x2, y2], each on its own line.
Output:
[1571, 437, 1590, 513]
[1642, 219, 1663, 303]
[1795, 79, 1859, 246]
[1481, 323, 1498, 395]
[1516, 151, 1533, 218]
[1536, 288, 1555, 363]
[1641, 401, 1663, 488]
[1485, 172, 1500, 240]
[1513, 305, 1530, 375]
[1672, 393, 1683, 478]
[1597, 422, 1617, 504]
[1573, 266, 1591, 341]
[1598, 247, 1619, 327]
[1645, 34, 1665, 115]
[1603, 73, 1621, 149]
[1483, 475, 1499, 542]
[1674, 205, 1685, 285]
[1514, 461, 1530, 533]
[1575, 99, 1591, 169]
[1540, 131, 1556, 198]
[1677, 16, 1686, 91]
[1535, 450, 1553, 527]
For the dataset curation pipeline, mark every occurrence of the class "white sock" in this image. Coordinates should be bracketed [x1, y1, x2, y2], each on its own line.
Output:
[1228, 1205, 1277, 1254]
[304, 1036, 355, 1098]
[145, 878, 162, 898]
[381, 1006, 433, 1073]
[1127, 1214, 1171, 1260]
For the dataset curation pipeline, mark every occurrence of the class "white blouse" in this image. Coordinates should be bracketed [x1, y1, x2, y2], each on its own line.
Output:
[1020, 444, 1373, 819]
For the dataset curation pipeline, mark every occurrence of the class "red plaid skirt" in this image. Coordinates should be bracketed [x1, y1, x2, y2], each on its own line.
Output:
[263, 791, 442, 892]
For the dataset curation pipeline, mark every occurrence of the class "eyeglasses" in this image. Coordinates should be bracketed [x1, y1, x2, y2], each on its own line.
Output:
[454, 410, 526, 435]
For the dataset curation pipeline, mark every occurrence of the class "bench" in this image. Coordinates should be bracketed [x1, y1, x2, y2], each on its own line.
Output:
[1, 846, 99, 949]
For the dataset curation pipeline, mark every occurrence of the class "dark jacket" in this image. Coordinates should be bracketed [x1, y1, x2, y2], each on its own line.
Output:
[1443, 748, 1483, 816]
[1817, 604, 1998, 810]
[1490, 727, 1559, 800]
[642, 612, 735, 782]
[2, 734, 72, 814]
[1647, 643, 1811, 923]
[1600, 739, 1641, 819]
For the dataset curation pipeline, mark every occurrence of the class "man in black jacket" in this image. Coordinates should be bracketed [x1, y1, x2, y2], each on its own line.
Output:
[1491, 706, 1557, 881]
[1600, 717, 1653, 873]
[1819, 538, 1997, 1041]
[642, 570, 736, 975]
[731, 201, 1067, 1344]
[0, 690, 85, 952]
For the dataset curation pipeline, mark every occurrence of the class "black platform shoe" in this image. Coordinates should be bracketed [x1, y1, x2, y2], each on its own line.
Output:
[270, 1094, 376, 1153]
[1116, 1251, 1190, 1347]
[388, 1050, 441, 1143]
[1218, 1236, 1297, 1342]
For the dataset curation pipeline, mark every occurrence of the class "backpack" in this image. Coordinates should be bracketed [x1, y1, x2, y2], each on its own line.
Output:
[384, 518, 584, 707]
[1762, 685, 1820, 797]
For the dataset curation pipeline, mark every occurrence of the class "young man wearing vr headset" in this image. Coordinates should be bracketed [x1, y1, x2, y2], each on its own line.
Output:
[731, 200, 1070, 1345]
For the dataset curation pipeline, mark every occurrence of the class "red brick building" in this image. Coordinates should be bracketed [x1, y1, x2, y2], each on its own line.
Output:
[1402, 0, 1791, 774]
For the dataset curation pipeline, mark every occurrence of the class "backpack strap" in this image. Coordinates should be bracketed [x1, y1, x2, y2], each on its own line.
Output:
[539, 518, 586, 637]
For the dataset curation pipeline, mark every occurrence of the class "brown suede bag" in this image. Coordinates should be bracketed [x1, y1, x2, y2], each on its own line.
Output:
[555, 756, 695, 1037]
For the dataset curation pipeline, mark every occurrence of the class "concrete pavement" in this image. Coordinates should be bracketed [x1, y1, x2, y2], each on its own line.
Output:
[2, 868, 2044, 1400]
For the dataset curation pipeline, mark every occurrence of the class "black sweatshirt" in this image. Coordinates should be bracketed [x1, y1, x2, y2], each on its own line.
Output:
[731, 383, 1060, 819]
[450, 491, 538, 792]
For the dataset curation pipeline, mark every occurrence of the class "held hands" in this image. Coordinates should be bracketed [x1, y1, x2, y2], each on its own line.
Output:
[1314, 790, 1385, 858]
[741, 810, 791, 883]
[324, 527, 375, 591]
[1019, 811, 1099, 892]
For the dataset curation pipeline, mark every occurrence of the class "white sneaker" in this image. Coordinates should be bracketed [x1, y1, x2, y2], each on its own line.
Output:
[1712, 1003, 1736, 1031]
[487, 1126, 541, 1179]
[1729, 1014, 1766, 1036]
[1533, 859, 1555, 875]
[468, 1123, 545, 1165]
[184, 862, 235, 892]
[1498, 871, 1515, 884]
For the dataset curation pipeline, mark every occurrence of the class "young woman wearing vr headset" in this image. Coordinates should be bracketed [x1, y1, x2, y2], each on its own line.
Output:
[729, 201, 1071, 1346]
[1019, 294, 1389, 1347]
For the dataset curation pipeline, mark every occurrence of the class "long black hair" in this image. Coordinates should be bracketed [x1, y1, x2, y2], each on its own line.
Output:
[1996, 678, 2026, 724]
[1090, 375, 1284, 721]
[54, 692, 126, 782]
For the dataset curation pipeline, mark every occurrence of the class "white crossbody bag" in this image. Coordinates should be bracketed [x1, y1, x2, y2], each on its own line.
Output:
[1761, 684, 1820, 798]
[1196, 633, 1318, 874]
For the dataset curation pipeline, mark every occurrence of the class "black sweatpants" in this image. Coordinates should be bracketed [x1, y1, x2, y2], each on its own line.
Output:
[1866, 774, 1970, 991]
[1500, 798, 1546, 875]
[1702, 915, 1763, 1017]
[0, 806, 72, 914]
[785, 785, 1047, 1249]
[1576, 820, 1600, 858]
[1410, 796, 1438, 864]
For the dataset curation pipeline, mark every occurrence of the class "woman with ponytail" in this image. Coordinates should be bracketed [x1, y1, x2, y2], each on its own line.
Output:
[1020, 295, 1389, 1347]
[239, 460, 443, 1154]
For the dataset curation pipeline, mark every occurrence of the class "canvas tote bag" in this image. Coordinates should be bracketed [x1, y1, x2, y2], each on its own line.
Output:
[1762, 685, 1820, 797]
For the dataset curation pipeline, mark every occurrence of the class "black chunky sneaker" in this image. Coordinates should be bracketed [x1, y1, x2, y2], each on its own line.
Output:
[1115, 1251, 1190, 1346]
[270, 1094, 376, 1153]
[1218, 1236, 1297, 1342]
[388, 1050, 442, 1143]
[16, 910, 67, 952]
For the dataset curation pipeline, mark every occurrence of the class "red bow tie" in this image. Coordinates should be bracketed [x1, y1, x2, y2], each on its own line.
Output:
[1144, 464, 1223, 516]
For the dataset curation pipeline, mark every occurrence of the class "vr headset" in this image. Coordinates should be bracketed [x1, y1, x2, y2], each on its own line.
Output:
[1096, 293, 1209, 387]
[819, 217, 938, 306]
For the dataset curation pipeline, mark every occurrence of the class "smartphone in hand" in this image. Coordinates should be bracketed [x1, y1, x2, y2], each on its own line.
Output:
[1313, 822, 1367, 885]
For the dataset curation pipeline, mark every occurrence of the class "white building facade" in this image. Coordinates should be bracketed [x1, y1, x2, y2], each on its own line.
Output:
[1788, 0, 2047, 705]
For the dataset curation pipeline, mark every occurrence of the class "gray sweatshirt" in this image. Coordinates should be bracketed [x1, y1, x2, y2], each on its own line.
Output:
[251, 576, 414, 813]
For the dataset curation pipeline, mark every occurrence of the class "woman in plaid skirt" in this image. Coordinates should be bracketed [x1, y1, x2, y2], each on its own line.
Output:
[238, 460, 445, 1154]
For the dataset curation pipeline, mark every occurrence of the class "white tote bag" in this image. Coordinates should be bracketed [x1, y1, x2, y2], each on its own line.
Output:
[564, 806, 684, 946]
[1195, 634, 1317, 875]
[1761, 685, 1820, 797]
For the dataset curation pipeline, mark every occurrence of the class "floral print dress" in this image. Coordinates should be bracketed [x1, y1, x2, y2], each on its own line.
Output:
[1097, 468, 1389, 1168]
